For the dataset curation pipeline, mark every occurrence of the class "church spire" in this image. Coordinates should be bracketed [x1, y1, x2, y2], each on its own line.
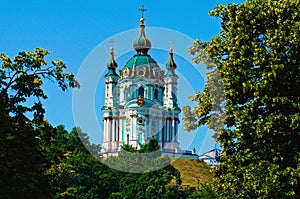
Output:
[166, 41, 177, 70]
[165, 41, 178, 77]
[132, 5, 151, 53]
[105, 40, 119, 77]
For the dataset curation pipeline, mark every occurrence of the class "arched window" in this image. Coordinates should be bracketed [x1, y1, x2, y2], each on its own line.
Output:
[138, 86, 144, 98]
[154, 87, 158, 100]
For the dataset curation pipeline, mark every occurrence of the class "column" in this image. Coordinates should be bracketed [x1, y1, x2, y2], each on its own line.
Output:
[112, 119, 115, 142]
[166, 119, 169, 142]
[104, 119, 107, 142]
[174, 120, 177, 142]
[116, 120, 120, 142]
[172, 119, 175, 141]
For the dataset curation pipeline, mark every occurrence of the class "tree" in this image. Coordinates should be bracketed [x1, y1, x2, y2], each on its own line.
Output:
[184, 0, 300, 198]
[106, 139, 184, 199]
[0, 48, 79, 198]
[44, 126, 114, 199]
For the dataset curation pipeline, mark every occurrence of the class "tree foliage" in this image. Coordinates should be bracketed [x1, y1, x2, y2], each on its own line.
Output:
[0, 48, 79, 198]
[184, 0, 300, 198]
[43, 126, 112, 198]
[106, 139, 185, 199]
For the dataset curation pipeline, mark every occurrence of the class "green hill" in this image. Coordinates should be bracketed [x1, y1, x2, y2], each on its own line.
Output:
[171, 158, 213, 187]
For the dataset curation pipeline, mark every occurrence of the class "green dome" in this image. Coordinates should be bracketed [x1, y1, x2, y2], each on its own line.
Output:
[124, 52, 159, 70]
[121, 18, 164, 79]
[121, 52, 162, 79]
[106, 59, 118, 69]
[106, 47, 118, 69]
[104, 47, 119, 77]
[132, 18, 151, 53]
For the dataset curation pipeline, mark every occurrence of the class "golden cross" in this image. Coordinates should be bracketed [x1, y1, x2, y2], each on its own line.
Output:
[169, 40, 173, 48]
[139, 5, 147, 18]
[109, 39, 115, 48]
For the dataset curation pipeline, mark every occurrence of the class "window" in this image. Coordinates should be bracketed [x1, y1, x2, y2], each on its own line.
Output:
[137, 67, 146, 77]
[138, 87, 144, 98]
[137, 117, 145, 125]
[154, 87, 158, 100]
[138, 70, 145, 76]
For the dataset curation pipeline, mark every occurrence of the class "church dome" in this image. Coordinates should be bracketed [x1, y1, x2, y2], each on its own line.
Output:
[104, 47, 119, 77]
[106, 47, 117, 69]
[132, 18, 151, 53]
[124, 53, 157, 70]
[121, 52, 162, 79]
[121, 16, 163, 80]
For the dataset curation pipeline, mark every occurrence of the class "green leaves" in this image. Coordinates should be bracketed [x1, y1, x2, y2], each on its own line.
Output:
[0, 49, 80, 198]
[0, 48, 79, 124]
[185, 0, 300, 198]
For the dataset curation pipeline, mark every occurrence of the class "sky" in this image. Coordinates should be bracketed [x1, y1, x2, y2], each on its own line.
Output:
[0, 0, 244, 154]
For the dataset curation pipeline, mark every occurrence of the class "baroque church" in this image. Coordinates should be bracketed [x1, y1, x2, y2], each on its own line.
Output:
[101, 7, 181, 156]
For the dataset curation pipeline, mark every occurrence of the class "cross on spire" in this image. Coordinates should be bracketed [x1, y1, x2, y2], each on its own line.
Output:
[109, 39, 115, 48]
[169, 40, 174, 48]
[169, 40, 174, 53]
[139, 5, 147, 18]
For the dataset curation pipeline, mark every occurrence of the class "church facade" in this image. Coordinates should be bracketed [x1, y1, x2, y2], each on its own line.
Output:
[101, 12, 181, 156]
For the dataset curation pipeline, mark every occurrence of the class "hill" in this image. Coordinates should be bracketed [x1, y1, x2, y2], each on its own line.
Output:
[171, 158, 213, 187]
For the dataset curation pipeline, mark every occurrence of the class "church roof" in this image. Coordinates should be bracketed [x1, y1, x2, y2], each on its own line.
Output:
[165, 45, 178, 77]
[132, 18, 151, 53]
[104, 47, 119, 77]
[121, 18, 163, 80]
[121, 52, 161, 79]
[124, 52, 158, 70]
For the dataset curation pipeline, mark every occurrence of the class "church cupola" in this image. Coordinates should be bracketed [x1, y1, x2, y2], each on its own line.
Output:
[105, 46, 119, 77]
[165, 41, 178, 77]
[132, 6, 151, 54]
[164, 42, 179, 109]
[102, 45, 120, 111]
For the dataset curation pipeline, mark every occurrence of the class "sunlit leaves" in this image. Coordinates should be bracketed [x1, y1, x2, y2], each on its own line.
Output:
[185, 0, 300, 198]
[0, 49, 80, 198]
[0, 48, 79, 124]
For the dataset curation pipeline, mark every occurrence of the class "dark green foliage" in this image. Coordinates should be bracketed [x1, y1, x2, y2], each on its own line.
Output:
[184, 0, 300, 198]
[187, 184, 216, 199]
[139, 136, 160, 153]
[0, 119, 48, 198]
[106, 139, 185, 199]
[43, 126, 115, 198]
[0, 49, 79, 198]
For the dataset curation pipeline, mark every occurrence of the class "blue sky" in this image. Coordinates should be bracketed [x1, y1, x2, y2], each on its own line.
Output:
[0, 0, 244, 154]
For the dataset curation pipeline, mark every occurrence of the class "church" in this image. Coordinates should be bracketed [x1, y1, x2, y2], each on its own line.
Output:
[101, 7, 181, 156]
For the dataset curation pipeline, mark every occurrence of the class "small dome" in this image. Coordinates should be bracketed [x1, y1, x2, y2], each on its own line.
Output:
[132, 18, 151, 53]
[106, 47, 118, 69]
[166, 48, 177, 70]
[104, 47, 119, 77]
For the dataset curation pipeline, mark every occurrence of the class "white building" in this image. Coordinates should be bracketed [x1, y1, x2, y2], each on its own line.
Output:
[198, 149, 222, 167]
[101, 9, 181, 156]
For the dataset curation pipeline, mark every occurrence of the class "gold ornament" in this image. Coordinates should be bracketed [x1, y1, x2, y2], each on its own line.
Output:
[137, 95, 145, 107]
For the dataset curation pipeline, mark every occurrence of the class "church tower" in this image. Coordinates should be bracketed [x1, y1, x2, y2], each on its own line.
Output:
[102, 46, 120, 152]
[101, 6, 181, 156]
